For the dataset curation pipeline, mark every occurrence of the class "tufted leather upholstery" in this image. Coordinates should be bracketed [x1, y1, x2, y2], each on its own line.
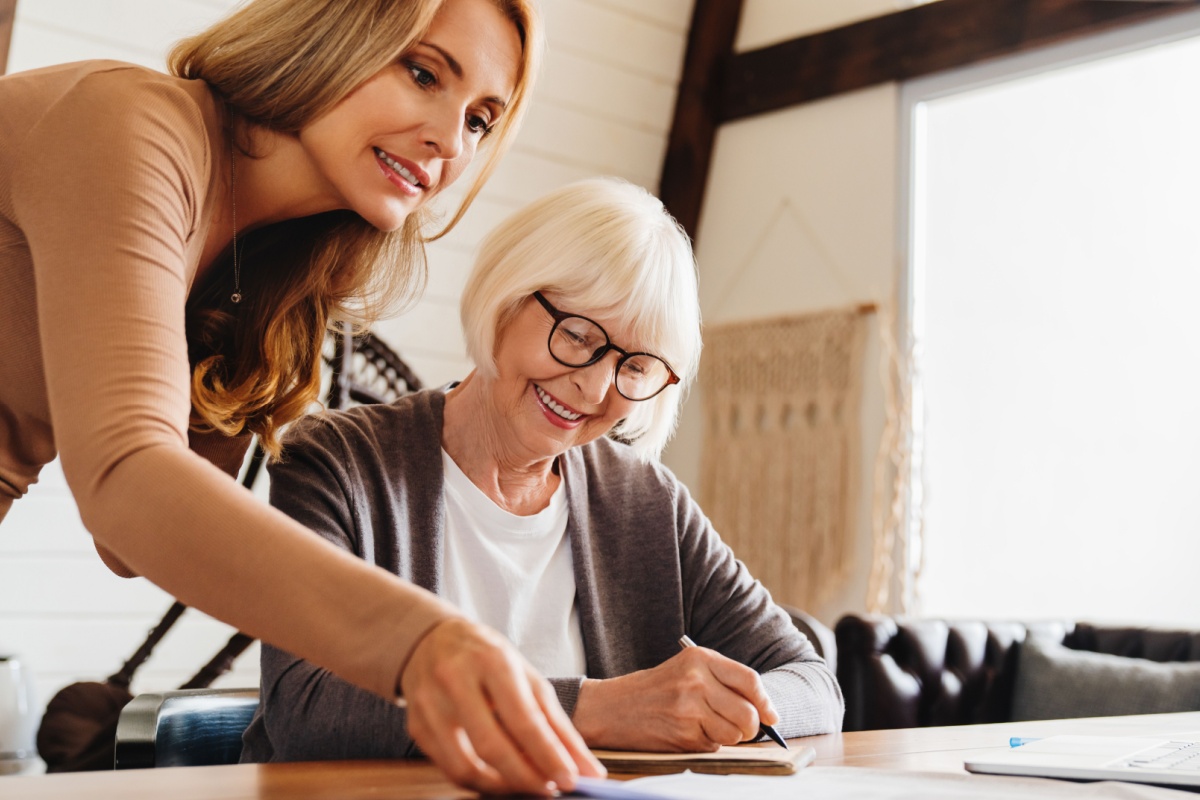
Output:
[834, 615, 1200, 731]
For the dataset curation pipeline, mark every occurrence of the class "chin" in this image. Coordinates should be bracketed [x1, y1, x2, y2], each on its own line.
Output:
[342, 186, 422, 231]
[357, 205, 414, 233]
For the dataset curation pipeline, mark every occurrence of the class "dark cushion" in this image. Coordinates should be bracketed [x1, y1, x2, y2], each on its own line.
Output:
[835, 615, 1071, 731]
[1012, 637, 1200, 721]
[836, 616, 1200, 732]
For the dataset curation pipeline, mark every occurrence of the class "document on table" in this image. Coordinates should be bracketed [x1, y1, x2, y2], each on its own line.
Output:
[621, 766, 1197, 799]
[591, 743, 814, 775]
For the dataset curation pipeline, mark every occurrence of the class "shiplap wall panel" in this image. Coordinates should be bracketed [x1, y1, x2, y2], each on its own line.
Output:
[1, 0, 695, 746]
[474, 149, 597, 205]
[589, 0, 693, 30]
[542, 0, 687, 81]
[539, 48, 678, 132]
[0, 558, 172, 616]
[6, 619, 256, 676]
[0, 501, 88, 554]
[9, 23, 154, 68]
[373, 301, 465, 361]
[15, 0, 219, 55]
[515, 102, 664, 185]
[422, 247, 475, 304]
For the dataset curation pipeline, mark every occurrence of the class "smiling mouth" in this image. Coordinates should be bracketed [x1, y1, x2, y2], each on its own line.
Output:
[535, 385, 583, 421]
[373, 147, 425, 188]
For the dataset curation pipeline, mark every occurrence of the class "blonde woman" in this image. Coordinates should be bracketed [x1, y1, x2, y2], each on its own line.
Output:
[0, 0, 601, 793]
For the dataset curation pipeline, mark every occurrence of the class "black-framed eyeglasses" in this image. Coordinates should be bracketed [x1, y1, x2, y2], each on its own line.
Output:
[533, 292, 680, 402]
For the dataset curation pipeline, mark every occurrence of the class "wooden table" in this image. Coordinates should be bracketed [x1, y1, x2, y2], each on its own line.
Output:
[5, 712, 1200, 799]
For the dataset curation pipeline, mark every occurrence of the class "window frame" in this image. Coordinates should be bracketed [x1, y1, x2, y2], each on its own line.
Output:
[896, 7, 1200, 611]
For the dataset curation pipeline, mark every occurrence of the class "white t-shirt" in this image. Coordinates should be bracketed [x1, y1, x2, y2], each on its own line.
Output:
[440, 449, 587, 677]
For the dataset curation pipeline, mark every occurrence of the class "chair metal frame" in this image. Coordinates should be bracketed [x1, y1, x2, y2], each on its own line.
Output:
[114, 688, 259, 769]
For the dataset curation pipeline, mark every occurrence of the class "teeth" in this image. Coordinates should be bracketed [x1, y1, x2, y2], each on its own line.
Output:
[374, 147, 420, 186]
[536, 386, 581, 421]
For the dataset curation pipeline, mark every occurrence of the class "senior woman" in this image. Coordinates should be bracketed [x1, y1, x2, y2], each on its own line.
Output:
[241, 178, 843, 762]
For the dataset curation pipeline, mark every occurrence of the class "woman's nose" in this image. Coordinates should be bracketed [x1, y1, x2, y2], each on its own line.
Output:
[423, 107, 465, 161]
[572, 355, 618, 403]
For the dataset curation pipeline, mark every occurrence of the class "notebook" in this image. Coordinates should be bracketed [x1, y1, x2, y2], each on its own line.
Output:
[592, 743, 816, 775]
[964, 734, 1200, 788]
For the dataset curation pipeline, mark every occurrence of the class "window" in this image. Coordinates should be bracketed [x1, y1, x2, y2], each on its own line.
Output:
[902, 10, 1200, 626]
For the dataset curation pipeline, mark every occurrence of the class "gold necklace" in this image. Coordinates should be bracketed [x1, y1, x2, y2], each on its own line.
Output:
[229, 139, 242, 305]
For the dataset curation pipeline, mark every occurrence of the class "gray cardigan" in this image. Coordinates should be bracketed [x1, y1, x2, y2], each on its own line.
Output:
[241, 389, 843, 762]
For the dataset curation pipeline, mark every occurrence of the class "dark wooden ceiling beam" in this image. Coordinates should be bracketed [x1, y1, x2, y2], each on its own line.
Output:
[658, 0, 744, 241]
[0, 0, 16, 76]
[719, 0, 1199, 123]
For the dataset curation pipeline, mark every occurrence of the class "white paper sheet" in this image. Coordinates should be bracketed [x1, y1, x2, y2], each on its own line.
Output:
[624, 766, 1196, 799]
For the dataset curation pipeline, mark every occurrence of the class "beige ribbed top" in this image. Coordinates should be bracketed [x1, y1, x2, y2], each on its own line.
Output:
[0, 61, 457, 699]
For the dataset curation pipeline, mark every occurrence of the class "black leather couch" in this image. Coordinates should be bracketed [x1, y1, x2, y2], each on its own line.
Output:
[833, 615, 1200, 732]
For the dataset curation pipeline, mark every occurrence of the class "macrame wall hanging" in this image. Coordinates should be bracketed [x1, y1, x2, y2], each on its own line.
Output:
[699, 306, 871, 610]
[866, 299, 921, 616]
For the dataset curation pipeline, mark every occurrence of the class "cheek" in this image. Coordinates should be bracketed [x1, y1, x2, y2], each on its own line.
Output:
[440, 146, 478, 192]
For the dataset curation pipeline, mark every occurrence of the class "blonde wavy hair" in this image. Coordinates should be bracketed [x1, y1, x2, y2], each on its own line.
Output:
[172, 0, 541, 458]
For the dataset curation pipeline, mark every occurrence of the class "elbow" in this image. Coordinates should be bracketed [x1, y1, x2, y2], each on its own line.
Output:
[95, 540, 140, 578]
[61, 439, 181, 576]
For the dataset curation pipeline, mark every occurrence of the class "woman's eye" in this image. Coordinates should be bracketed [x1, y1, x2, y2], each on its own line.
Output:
[406, 62, 436, 88]
[467, 113, 494, 136]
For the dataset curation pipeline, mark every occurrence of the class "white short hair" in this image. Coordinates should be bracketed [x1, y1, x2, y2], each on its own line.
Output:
[460, 177, 701, 460]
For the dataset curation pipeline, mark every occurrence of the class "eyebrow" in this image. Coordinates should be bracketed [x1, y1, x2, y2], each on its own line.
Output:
[420, 41, 510, 111]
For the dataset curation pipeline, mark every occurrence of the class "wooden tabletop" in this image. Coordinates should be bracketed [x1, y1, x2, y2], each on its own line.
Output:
[5, 712, 1200, 799]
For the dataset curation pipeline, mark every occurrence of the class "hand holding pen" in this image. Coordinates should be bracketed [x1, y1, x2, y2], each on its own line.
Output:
[570, 635, 785, 752]
[679, 635, 789, 749]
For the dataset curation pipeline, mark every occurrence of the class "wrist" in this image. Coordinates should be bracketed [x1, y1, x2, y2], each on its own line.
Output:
[572, 678, 612, 746]
[395, 614, 469, 698]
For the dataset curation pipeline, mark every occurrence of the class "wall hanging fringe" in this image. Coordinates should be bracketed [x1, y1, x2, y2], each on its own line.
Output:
[699, 305, 871, 610]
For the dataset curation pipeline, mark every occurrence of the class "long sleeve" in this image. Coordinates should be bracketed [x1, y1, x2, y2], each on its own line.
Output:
[242, 415, 417, 760]
[673, 474, 845, 738]
[243, 407, 592, 760]
[5, 63, 457, 700]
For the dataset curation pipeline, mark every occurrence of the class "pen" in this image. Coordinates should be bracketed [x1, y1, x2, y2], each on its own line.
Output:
[677, 634, 789, 750]
[1010, 737, 1042, 748]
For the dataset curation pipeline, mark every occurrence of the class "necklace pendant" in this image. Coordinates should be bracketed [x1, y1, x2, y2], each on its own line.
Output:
[231, 292, 243, 304]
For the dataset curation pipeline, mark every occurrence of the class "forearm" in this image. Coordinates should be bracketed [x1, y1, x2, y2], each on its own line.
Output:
[79, 444, 459, 700]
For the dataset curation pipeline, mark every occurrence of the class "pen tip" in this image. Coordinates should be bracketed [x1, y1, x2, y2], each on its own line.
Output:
[763, 725, 788, 749]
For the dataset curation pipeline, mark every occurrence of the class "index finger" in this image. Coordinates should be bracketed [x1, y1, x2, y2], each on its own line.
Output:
[528, 666, 606, 783]
[482, 660, 581, 790]
[700, 650, 776, 721]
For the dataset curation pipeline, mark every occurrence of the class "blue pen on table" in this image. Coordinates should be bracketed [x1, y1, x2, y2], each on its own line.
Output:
[677, 634, 789, 750]
[1010, 737, 1043, 748]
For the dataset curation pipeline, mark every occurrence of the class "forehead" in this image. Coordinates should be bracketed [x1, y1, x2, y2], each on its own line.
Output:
[537, 292, 656, 352]
[420, 0, 522, 101]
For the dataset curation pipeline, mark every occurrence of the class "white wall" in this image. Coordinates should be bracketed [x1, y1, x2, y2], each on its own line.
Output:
[0, 0, 695, 735]
[661, 1, 916, 625]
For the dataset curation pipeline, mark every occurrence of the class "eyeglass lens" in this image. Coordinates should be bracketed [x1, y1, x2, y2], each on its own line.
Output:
[550, 317, 671, 400]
